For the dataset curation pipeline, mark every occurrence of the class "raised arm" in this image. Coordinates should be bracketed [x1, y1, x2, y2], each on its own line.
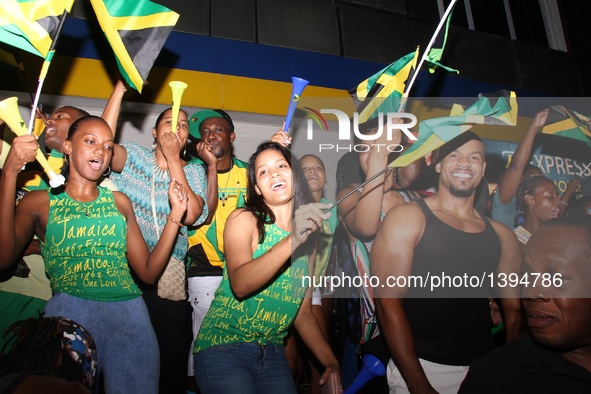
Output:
[101, 79, 128, 139]
[342, 127, 402, 239]
[0, 135, 42, 268]
[103, 79, 129, 173]
[371, 203, 437, 394]
[496, 109, 548, 204]
[123, 178, 188, 283]
[224, 203, 331, 298]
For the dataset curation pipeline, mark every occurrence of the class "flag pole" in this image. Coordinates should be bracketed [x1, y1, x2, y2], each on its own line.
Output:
[27, 1, 74, 133]
[314, 0, 458, 220]
[398, 0, 458, 112]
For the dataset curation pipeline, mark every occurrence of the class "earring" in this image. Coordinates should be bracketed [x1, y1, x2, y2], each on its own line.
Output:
[152, 139, 157, 150]
[103, 165, 111, 177]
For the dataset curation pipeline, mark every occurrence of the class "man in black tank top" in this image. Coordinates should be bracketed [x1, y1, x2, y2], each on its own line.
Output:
[371, 132, 523, 394]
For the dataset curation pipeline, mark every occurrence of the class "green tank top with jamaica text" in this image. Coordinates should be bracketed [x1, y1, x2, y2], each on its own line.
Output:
[41, 187, 142, 301]
[194, 222, 309, 352]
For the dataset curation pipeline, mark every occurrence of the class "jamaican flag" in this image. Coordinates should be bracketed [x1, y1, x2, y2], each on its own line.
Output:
[89, 0, 179, 93]
[425, 8, 458, 74]
[349, 48, 419, 131]
[389, 90, 518, 167]
[542, 106, 591, 149]
[0, 0, 72, 58]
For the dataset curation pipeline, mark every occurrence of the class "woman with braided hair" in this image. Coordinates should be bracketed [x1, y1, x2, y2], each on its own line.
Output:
[0, 315, 97, 393]
[513, 174, 561, 247]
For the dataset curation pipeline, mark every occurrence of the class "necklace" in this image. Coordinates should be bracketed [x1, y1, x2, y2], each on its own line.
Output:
[218, 174, 231, 207]
[82, 201, 96, 217]
[217, 163, 234, 207]
[152, 154, 169, 180]
[71, 195, 98, 217]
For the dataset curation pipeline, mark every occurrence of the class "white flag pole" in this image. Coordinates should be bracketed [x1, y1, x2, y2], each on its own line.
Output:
[398, 0, 458, 111]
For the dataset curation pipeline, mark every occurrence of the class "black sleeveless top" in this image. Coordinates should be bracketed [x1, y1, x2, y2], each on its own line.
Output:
[403, 198, 501, 366]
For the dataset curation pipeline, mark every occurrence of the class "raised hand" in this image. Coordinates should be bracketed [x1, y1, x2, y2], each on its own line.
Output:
[292, 202, 332, 245]
[5, 134, 38, 173]
[160, 130, 183, 162]
[270, 128, 292, 147]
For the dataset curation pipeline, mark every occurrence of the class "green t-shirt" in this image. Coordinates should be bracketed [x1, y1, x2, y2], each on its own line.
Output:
[194, 222, 309, 352]
[41, 187, 142, 301]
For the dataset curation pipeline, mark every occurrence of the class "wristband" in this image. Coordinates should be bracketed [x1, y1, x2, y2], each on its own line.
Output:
[168, 216, 183, 227]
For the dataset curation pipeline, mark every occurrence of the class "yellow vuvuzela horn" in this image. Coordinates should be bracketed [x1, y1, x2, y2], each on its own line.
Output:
[169, 81, 188, 134]
[0, 97, 65, 188]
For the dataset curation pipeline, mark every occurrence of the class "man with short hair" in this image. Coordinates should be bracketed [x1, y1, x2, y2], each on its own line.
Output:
[371, 131, 523, 393]
[185, 109, 248, 385]
[459, 215, 591, 393]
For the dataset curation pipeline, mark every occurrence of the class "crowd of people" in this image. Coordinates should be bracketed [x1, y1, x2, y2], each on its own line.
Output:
[0, 78, 590, 394]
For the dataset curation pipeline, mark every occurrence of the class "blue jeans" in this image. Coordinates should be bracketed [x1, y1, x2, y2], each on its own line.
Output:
[44, 293, 159, 394]
[194, 342, 297, 394]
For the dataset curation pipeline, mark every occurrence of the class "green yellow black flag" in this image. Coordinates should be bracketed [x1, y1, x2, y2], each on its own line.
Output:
[389, 91, 518, 167]
[0, 0, 73, 58]
[542, 106, 591, 149]
[349, 48, 419, 131]
[89, 0, 179, 93]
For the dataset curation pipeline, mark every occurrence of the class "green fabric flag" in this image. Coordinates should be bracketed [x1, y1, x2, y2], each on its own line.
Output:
[390, 90, 518, 167]
[89, 0, 179, 93]
[425, 8, 458, 74]
[349, 48, 419, 131]
[0, 0, 72, 58]
[542, 106, 591, 149]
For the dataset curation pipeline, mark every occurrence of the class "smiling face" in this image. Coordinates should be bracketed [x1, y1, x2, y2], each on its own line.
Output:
[153, 108, 190, 147]
[435, 139, 486, 198]
[44, 107, 86, 152]
[522, 224, 591, 351]
[253, 148, 293, 205]
[200, 117, 235, 160]
[63, 117, 114, 181]
[300, 155, 326, 195]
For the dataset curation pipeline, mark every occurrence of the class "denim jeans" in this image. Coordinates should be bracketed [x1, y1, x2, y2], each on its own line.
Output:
[44, 293, 159, 394]
[194, 342, 297, 394]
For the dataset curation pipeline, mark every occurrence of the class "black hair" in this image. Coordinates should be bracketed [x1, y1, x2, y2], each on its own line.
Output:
[0, 316, 89, 386]
[60, 115, 110, 181]
[515, 174, 554, 226]
[300, 154, 325, 170]
[434, 131, 483, 165]
[154, 107, 188, 128]
[243, 141, 313, 243]
[55, 106, 90, 120]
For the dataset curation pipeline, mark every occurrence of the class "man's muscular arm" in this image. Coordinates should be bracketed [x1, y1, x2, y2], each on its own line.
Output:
[371, 203, 437, 394]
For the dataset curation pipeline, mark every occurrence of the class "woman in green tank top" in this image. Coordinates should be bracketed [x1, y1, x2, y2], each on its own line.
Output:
[193, 141, 341, 394]
[0, 116, 188, 393]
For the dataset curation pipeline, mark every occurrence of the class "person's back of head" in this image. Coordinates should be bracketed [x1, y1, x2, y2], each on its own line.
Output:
[0, 316, 97, 389]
